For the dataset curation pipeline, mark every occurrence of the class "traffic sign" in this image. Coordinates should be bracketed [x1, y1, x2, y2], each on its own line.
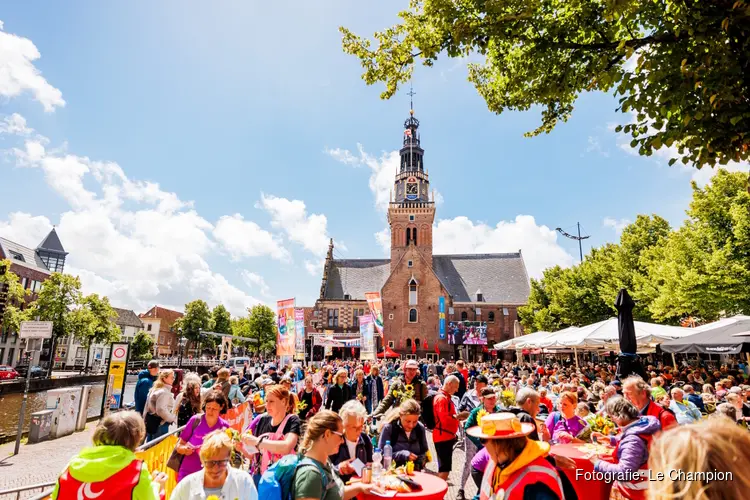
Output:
[19, 321, 53, 339]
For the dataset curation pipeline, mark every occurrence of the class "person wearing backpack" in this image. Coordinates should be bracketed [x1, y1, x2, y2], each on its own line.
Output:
[433, 375, 468, 480]
[285, 410, 382, 500]
[142, 370, 177, 442]
[372, 360, 428, 419]
[377, 400, 429, 470]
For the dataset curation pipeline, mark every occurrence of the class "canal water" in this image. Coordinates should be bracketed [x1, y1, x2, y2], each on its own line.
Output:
[0, 382, 136, 440]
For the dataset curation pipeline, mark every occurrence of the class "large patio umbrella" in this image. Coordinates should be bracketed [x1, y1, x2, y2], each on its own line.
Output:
[661, 315, 750, 355]
[615, 289, 647, 380]
[377, 346, 400, 358]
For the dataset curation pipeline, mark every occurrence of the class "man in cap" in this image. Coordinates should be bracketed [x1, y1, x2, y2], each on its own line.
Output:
[266, 364, 280, 383]
[372, 359, 428, 418]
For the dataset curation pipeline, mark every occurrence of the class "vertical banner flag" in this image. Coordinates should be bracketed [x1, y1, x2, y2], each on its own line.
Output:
[294, 308, 305, 360]
[276, 298, 296, 356]
[106, 342, 129, 410]
[439, 296, 446, 340]
[359, 315, 375, 360]
[365, 292, 384, 335]
[324, 330, 334, 357]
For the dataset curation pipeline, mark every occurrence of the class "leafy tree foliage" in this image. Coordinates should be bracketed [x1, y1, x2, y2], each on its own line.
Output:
[247, 304, 277, 355]
[0, 259, 30, 336]
[519, 171, 750, 331]
[30, 273, 84, 339]
[131, 330, 155, 360]
[212, 304, 232, 334]
[341, 0, 750, 168]
[75, 293, 121, 350]
[180, 300, 212, 342]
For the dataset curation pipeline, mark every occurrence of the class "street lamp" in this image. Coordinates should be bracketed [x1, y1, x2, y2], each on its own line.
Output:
[177, 327, 184, 368]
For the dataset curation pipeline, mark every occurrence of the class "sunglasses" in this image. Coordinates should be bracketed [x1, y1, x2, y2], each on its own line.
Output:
[330, 430, 345, 439]
[204, 459, 229, 468]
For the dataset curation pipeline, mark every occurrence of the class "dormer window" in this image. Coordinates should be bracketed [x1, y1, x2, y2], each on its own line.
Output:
[476, 288, 484, 302]
[344, 294, 351, 300]
[9, 250, 24, 262]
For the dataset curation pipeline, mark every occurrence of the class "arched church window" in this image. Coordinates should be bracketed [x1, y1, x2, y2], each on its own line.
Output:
[406, 338, 412, 347]
[412, 227, 417, 245]
[409, 280, 418, 305]
[409, 308, 418, 323]
[461, 311, 468, 321]
[488, 311, 495, 323]
[415, 338, 420, 347]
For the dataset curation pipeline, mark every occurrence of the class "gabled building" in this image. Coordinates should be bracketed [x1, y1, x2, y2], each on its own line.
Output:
[0, 228, 67, 366]
[139, 306, 183, 356]
[314, 108, 530, 361]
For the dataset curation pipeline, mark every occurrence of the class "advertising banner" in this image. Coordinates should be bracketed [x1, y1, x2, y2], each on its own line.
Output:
[324, 330, 334, 356]
[438, 296, 446, 340]
[223, 401, 251, 432]
[359, 315, 375, 360]
[276, 298, 296, 356]
[448, 321, 488, 345]
[365, 292, 384, 334]
[106, 342, 129, 410]
[294, 308, 305, 361]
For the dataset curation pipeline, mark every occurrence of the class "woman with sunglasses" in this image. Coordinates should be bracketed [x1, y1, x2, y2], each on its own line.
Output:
[293, 410, 382, 500]
[171, 429, 257, 500]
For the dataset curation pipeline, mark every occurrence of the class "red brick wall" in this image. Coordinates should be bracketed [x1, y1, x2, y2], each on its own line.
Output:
[315, 300, 369, 333]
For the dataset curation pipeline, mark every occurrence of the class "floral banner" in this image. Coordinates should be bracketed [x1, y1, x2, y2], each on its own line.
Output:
[277, 298, 296, 356]
[294, 308, 305, 360]
[365, 291, 384, 334]
[359, 315, 375, 360]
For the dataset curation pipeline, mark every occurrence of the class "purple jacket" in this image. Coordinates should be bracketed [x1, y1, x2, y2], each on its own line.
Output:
[594, 416, 660, 475]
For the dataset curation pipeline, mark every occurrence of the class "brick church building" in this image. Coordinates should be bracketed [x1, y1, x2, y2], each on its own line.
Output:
[312, 109, 530, 361]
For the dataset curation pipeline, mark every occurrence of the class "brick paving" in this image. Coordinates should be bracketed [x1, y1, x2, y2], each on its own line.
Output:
[423, 431, 478, 500]
[0, 424, 96, 499]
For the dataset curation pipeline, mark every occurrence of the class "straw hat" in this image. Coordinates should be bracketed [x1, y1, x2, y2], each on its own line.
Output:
[466, 412, 535, 440]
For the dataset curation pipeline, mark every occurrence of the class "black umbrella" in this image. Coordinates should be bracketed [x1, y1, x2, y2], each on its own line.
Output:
[615, 288, 646, 380]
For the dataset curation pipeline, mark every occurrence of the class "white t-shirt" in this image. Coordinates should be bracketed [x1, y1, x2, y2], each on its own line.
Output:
[346, 439, 357, 459]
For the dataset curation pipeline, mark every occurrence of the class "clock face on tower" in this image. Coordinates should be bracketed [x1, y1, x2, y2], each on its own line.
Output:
[406, 177, 418, 200]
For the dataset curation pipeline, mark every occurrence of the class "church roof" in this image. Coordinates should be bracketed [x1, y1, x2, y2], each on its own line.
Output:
[37, 228, 67, 254]
[323, 253, 530, 304]
[112, 307, 144, 328]
[324, 259, 391, 300]
[0, 237, 51, 274]
[432, 253, 530, 304]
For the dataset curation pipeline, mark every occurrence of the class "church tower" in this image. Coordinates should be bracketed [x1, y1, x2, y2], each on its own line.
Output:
[388, 106, 435, 267]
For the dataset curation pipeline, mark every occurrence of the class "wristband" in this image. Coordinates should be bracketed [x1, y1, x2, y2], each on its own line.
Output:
[258, 435, 267, 449]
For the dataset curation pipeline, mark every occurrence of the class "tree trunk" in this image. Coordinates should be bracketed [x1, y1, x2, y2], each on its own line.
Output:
[83, 344, 90, 374]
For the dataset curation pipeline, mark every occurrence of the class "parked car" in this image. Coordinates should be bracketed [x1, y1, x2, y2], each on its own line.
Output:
[0, 365, 19, 380]
[15, 364, 46, 378]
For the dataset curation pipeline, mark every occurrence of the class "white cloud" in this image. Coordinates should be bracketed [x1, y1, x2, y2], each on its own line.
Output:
[2, 134, 265, 317]
[0, 22, 65, 111]
[433, 215, 575, 278]
[241, 271, 271, 297]
[304, 259, 324, 277]
[584, 136, 609, 157]
[324, 147, 360, 166]
[213, 214, 290, 262]
[0, 113, 33, 135]
[257, 193, 334, 256]
[603, 217, 631, 234]
[374, 227, 390, 254]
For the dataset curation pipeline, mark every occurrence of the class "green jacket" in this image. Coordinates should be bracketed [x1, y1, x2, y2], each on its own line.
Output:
[464, 404, 502, 448]
[52, 445, 161, 500]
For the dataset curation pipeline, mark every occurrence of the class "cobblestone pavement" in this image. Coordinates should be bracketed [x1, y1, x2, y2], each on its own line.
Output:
[0, 425, 96, 499]
[0, 424, 477, 500]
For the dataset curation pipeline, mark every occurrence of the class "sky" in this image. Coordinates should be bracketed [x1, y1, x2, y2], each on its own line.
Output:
[0, 2, 747, 317]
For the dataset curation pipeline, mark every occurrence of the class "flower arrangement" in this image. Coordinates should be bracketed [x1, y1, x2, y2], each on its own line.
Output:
[392, 383, 415, 404]
[589, 414, 616, 436]
[499, 390, 515, 408]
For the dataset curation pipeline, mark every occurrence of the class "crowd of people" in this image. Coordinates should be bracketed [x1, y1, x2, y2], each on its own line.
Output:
[50, 354, 750, 500]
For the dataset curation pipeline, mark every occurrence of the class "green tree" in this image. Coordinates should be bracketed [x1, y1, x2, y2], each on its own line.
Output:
[341, 0, 750, 168]
[74, 294, 121, 372]
[131, 330, 155, 360]
[247, 304, 277, 356]
[212, 304, 232, 334]
[181, 300, 212, 354]
[31, 273, 83, 339]
[642, 170, 750, 321]
[0, 259, 30, 336]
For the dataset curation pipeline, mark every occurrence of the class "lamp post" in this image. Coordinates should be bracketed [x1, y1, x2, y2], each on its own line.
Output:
[177, 327, 184, 368]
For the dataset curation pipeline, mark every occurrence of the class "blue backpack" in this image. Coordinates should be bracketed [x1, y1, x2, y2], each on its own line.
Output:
[258, 454, 331, 500]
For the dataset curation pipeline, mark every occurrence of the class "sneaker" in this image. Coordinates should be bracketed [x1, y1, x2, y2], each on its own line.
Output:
[456, 490, 466, 500]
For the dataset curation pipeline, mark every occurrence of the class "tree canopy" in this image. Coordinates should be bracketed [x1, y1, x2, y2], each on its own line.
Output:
[518, 170, 750, 331]
[341, 0, 750, 168]
[131, 330, 155, 360]
[246, 304, 277, 355]
[0, 259, 30, 336]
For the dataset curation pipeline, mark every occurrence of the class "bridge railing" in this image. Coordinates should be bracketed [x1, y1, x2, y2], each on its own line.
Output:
[127, 357, 220, 369]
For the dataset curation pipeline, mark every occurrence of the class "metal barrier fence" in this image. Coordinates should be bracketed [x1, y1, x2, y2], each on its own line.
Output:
[0, 482, 56, 500]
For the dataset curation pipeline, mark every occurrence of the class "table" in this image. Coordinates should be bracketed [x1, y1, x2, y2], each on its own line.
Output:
[359, 472, 448, 500]
[551, 443, 614, 500]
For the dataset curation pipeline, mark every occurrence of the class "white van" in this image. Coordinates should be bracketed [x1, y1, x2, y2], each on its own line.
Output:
[226, 357, 251, 372]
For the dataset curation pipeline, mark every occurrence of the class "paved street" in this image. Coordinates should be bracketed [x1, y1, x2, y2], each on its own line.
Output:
[0, 425, 96, 499]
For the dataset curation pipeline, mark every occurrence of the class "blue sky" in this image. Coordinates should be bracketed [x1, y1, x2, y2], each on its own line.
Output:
[0, 2, 745, 316]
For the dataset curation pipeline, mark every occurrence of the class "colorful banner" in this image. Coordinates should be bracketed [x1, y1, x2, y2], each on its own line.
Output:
[294, 308, 305, 361]
[276, 298, 296, 356]
[324, 330, 334, 356]
[106, 342, 129, 410]
[136, 434, 178, 499]
[360, 315, 375, 360]
[223, 401, 252, 432]
[438, 296, 446, 340]
[365, 292, 384, 334]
